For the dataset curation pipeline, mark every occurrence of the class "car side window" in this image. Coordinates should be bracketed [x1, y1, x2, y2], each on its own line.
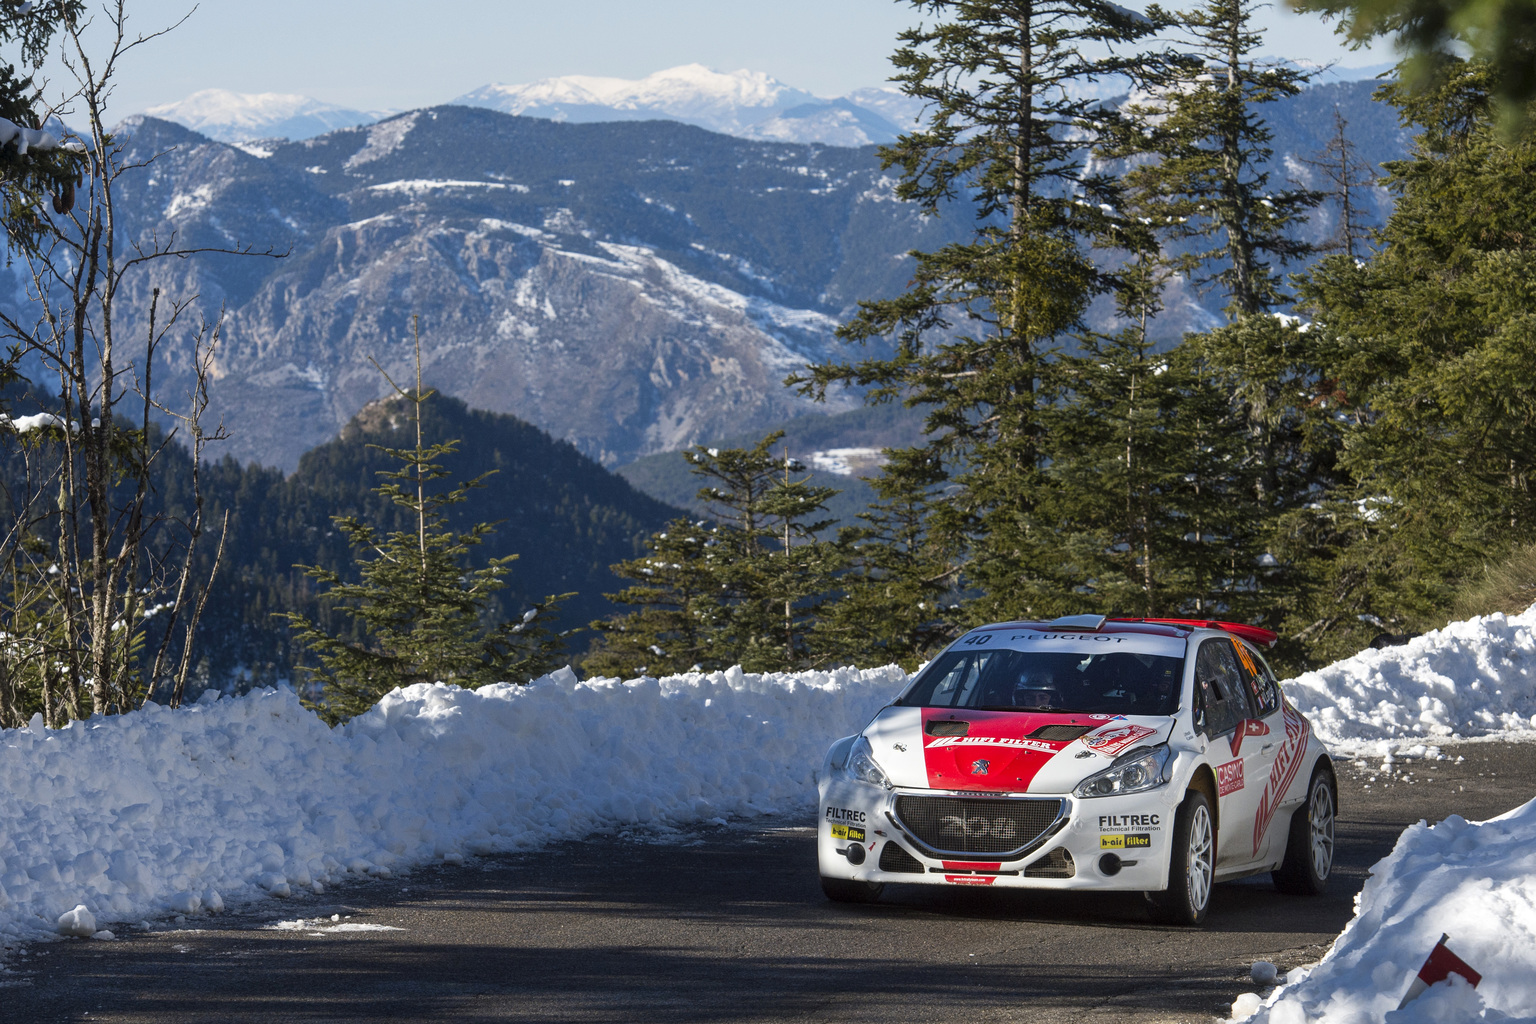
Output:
[926, 651, 992, 707]
[1231, 639, 1281, 717]
[1194, 639, 1252, 737]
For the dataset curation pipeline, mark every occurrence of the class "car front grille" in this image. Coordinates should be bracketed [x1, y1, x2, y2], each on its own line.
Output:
[892, 795, 1065, 857]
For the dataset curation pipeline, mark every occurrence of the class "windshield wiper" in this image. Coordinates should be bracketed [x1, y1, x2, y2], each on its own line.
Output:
[977, 704, 1074, 713]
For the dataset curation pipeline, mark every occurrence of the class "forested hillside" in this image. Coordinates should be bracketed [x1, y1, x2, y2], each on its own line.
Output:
[187, 394, 678, 686]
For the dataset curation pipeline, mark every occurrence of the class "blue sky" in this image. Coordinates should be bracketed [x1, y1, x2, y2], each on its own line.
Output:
[57, 0, 1386, 116]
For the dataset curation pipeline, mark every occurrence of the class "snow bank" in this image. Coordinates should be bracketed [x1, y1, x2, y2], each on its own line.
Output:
[1233, 796, 1536, 1023]
[1283, 606, 1536, 756]
[0, 665, 902, 942]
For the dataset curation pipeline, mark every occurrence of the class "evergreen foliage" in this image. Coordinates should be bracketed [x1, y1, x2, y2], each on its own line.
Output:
[810, 447, 961, 670]
[1102, 0, 1321, 317]
[1295, 57, 1536, 654]
[585, 432, 841, 676]
[793, 0, 1170, 627]
[0, 1, 85, 251]
[288, 345, 573, 723]
[1294, 0, 1536, 116]
[1300, 108, 1379, 258]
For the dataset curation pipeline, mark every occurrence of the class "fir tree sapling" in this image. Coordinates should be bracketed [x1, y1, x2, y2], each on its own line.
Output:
[288, 319, 572, 722]
[809, 447, 961, 670]
[585, 432, 840, 676]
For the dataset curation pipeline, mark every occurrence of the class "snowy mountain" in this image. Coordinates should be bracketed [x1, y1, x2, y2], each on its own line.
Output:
[144, 89, 384, 143]
[455, 64, 906, 145]
[73, 76, 1408, 473]
[83, 110, 965, 471]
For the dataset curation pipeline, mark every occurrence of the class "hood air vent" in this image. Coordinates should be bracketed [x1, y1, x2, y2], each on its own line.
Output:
[925, 719, 970, 737]
[1029, 724, 1093, 742]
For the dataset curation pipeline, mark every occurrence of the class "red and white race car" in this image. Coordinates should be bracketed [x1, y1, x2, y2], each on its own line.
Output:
[817, 615, 1336, 925]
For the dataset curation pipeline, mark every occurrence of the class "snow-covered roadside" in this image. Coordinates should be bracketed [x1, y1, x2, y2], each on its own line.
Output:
[1228, 604, 1536, 1023]
[0, 665, 901, 943]
[1283, 606, 1536, 757]
[1232, 796, 1536, 1023]
[7, 600, 1536, 980]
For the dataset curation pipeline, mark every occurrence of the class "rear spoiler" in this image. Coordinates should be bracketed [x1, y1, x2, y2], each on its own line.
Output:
[1112, 618, 1279, 649]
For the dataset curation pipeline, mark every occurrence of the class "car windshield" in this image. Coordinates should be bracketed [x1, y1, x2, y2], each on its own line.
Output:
[897, 647, 1183, 716]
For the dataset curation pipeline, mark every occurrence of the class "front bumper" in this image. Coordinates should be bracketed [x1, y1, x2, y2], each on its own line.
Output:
[817, 773, 1182, 891]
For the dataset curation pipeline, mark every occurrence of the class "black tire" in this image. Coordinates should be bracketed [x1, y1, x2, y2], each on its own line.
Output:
[820, 876, 884, 904]
[1146, 789, 1215, 926]
[1273, 765, 1336, 895]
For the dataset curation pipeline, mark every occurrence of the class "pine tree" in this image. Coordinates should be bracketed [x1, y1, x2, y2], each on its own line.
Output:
[792, 0, 1169, 625]
[1104, 0, 1322, 317]
[1294, 0, 1536, 116]
[809, 447, 961, 669]
[581, 517, 728, 677]
[685, 434, 841, 673]
[585, 432, 840, 676]
[1300, 108, 1378, 258]
[1044, 208, 1207, 617]
[1295, 57, 1536, 649]
[288, 325, 572, 722]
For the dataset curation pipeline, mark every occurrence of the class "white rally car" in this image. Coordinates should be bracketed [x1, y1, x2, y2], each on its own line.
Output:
[817, 615, 1336, 925]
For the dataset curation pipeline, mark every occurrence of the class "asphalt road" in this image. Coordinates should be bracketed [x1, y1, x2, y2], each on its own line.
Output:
[3, 742, 1533, 1024]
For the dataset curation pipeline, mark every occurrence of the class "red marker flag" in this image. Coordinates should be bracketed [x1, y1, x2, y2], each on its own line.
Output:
[1397, 933, 1483, 1009]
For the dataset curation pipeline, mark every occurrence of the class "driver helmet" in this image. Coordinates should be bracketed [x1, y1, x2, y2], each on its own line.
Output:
[1012, 667, 1059, 709]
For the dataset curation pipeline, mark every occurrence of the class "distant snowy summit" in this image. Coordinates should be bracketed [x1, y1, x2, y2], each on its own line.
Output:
[142, 59, 1394, 149]
[453, 64, 924, 146]
[144, 89, 386, 143]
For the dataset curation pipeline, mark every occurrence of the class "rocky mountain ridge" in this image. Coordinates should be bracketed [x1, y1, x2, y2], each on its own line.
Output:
[20, 78, 1410, 476]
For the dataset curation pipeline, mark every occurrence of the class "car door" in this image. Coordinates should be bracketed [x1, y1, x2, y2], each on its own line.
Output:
[1192, 638, 1266, 870]
[1232, 640, 1289, 862]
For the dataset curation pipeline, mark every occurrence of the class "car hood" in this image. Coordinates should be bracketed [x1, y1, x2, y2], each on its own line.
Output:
[863, 705, 1174, 794]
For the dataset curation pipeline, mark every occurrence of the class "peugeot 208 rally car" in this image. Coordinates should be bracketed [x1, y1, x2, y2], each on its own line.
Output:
[817, 615, 1336, 925]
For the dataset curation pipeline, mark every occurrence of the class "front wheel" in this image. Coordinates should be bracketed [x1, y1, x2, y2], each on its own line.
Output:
[1146, 790, 1214, 926]
[820, 876, 884, 904]
[1273, 766, 1336, 895]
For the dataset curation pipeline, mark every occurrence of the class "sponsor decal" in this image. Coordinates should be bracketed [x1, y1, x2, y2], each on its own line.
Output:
[944, 874, 996, 885]
[927, 735, 1061, 753]
[1100, 834, 1152, 850]
[1003, 633, 1130, 644]
[1083, 723, 1157, 757]
[1217, 758, 1245, 796]
[830, 825, 866, 842]
[942, 861, 1002, 871]
[1251, 704, 1311, 856]
[1097, 813, 1161, 830]
[1229, 718, 1271, 757]
[971, 759, 990, 776]
[919, 708, 1074, 793]
[1232, 640, 1262, 681]
[825, 806, 867, 824]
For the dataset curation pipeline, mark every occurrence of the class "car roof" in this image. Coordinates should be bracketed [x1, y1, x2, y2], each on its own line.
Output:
[967, 615, 1279, 648]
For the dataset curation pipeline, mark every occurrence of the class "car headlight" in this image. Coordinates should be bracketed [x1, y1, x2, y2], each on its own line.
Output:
[1074, 744, 1173, 799]
[845, 735, 892, 789]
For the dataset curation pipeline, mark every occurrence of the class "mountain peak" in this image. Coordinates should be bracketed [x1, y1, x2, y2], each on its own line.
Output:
[144, 88, 385, 143]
